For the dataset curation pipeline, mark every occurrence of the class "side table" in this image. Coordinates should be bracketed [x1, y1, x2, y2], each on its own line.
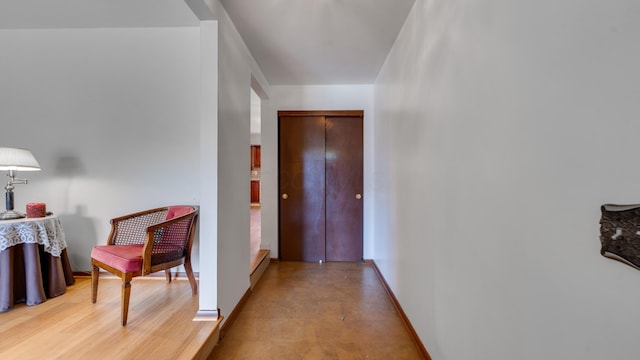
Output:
[0, 215, 75, 312]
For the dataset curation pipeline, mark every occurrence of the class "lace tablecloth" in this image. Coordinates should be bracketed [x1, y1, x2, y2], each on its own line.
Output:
[0, 215, 67, 257]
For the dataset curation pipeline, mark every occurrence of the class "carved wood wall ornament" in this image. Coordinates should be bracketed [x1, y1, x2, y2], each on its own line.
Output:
[599, 204, 640, 270]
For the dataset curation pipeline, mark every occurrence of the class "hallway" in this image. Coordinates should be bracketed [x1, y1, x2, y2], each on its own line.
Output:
[209, 262, 424, 359]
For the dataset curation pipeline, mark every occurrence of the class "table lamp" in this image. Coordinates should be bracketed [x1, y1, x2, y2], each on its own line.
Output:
[0, 147, 41, 220]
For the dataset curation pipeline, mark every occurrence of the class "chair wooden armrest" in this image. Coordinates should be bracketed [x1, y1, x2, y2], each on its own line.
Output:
[142, 210, 199, 276]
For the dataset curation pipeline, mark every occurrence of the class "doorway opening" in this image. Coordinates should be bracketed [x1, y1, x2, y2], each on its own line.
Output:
[249, 88, 263, 273]
[248, 79, 270, 288]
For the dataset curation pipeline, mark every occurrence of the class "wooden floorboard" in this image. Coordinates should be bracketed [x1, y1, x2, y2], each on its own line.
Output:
[0, 276, 219, 360]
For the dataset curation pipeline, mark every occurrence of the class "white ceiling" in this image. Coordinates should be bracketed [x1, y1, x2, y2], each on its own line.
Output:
[0, 0, 200, 29]
[219, 0, 416, 85]
[0, 0, 416, 86]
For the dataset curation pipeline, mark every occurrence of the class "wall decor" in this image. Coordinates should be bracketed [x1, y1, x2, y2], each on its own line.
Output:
[600, 204, 640, 270]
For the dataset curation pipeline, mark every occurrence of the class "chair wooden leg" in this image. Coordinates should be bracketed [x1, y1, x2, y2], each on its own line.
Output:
[91, 265, 99, 303]
[184, 260, 198, 295]
[121, 273, 133, 326]
[165, 269, 172, 283]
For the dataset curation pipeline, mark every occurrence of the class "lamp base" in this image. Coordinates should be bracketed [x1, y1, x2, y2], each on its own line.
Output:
[0, 210, 26, 220]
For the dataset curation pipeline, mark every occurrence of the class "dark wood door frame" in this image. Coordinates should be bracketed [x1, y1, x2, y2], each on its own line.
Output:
[278, 110, 364, 262]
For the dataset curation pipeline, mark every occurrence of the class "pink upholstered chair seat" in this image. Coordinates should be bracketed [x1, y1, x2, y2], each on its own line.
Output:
[92, 244, 186, 272]
[91, 244, 144, 272]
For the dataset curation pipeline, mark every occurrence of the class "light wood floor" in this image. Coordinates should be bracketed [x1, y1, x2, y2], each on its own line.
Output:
[208, 262, 425, 359]
[0, 205, 263, 359]
[0, 276, 218, 360]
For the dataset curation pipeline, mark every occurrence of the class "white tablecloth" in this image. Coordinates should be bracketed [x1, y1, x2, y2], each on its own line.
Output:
[0, 215, 67, 257]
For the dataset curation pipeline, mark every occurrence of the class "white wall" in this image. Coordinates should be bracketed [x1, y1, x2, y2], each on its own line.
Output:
[205, 0, 270, 324]
[197, 19, 220, 319]
[261, 85, 374, 259]
[250, 88, 261, 145]
[374, 0, 640, 359]
[0, 27, 201, 271]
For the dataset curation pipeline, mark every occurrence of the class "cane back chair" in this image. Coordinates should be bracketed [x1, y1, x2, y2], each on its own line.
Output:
[90, 205, 199, 326]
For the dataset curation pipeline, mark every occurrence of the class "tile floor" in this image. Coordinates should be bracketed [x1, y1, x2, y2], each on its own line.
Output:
[208, 262, 424, 359]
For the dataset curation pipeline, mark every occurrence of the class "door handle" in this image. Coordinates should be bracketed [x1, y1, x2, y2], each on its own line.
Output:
[282, 193, 289, 200]
[355, 194, 362, 200]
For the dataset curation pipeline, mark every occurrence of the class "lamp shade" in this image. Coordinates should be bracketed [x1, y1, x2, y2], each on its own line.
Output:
[0, 147, 41, 171]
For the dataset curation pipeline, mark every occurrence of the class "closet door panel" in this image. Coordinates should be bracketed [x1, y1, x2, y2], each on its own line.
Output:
[325, 116, 363, 262]
[278, 116, 326, 262]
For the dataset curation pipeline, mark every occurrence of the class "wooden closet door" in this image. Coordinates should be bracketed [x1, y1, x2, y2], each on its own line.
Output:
[325, 116, 363, 261]
[278, 115, 326, 261]
[279, 110, 363, 262]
